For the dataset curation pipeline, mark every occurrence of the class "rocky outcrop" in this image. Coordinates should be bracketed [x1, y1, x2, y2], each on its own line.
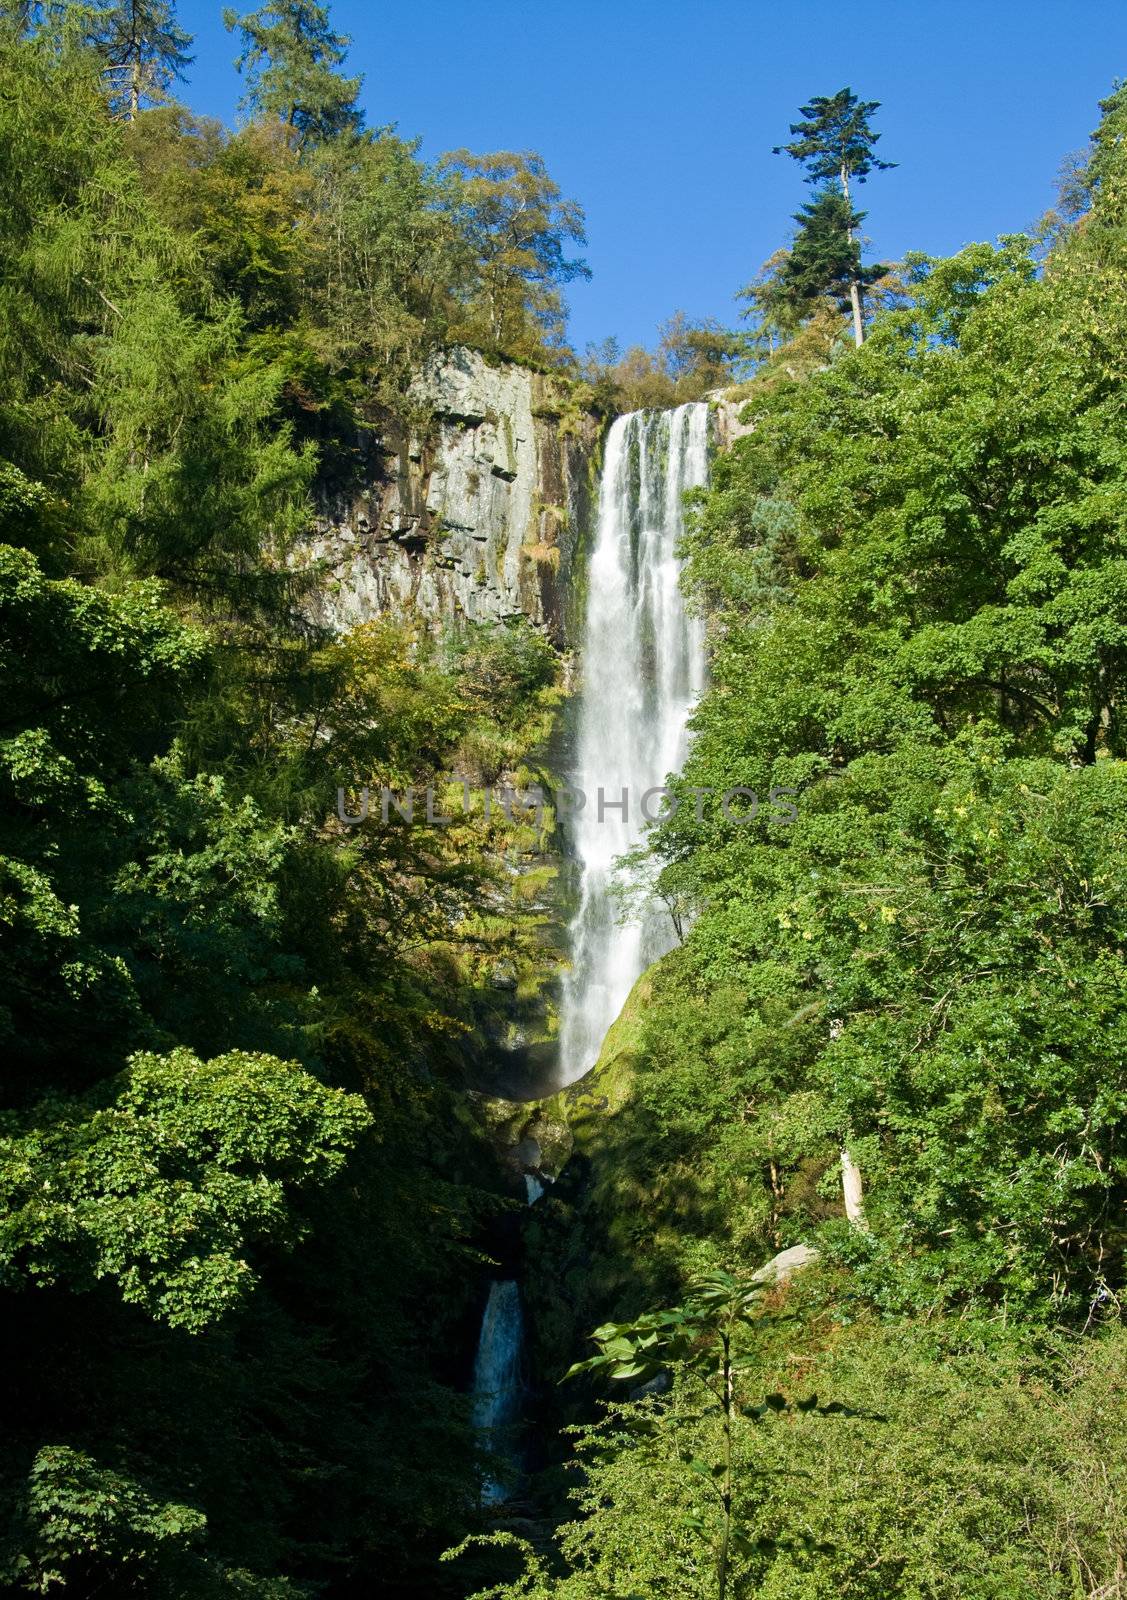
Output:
[298, 347, 604, 644]
[709, 387, 755, 449]
[751, 1243, 819, 1286]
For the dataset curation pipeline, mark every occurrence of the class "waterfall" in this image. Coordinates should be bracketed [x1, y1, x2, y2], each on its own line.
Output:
[557, 402, 710, 1086]
[471, 1280, 524, 1505]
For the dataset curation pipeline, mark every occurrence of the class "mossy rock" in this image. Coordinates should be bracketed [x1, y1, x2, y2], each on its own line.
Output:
[467, 955, 669, 1183]
[556, 962, 660, 1153]
[470, 1092, 573, 1178]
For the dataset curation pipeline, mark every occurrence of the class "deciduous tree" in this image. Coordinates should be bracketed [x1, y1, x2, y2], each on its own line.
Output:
[439, 149, 590, 361]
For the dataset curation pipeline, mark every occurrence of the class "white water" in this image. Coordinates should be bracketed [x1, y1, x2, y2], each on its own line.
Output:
[471, 1279, 524, 1504]
[556, 403, 710, 1085]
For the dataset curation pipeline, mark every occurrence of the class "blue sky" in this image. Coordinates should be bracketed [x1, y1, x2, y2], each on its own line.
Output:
[176, 0, 1127, 354]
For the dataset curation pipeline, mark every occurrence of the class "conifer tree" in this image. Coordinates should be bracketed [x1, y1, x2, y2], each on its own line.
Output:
[1, 1, 191, 112]
[782, 186, 885, 320]
[86, 0, 193, 118]
[774, 87, 894, 345]
[223, 0, 362, 147]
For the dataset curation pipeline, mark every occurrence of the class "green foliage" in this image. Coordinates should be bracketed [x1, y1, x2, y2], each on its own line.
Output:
[0, 34, 314, 603]
[2, 1442, 307, 1594]
[0, 1048, 370, 1327]
[5, 1445, 207, 1595]
[487, 1315, 1127, 1600]
[581, 311, 747, 411]
[773, 86, 895, 189]
[736, 248, 807, 357]
[439, 149, 591, 363]
[780, 186, 885, 314]
[505, 112, 1127, 1600]
[458, 1272, 862, 1600]
[446, 618, 559, 735]
[656, 159, 1127, 1320]
[0, 31, 579, 1597]
[224, 0, 362, 147]
[565, 1272, 862, 1600]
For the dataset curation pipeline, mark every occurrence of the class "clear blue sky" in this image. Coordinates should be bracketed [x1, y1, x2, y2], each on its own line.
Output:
[175, 0, 1126, 354]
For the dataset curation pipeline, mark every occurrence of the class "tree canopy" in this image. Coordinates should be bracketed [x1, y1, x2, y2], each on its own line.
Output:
[224, 0, 362, 145]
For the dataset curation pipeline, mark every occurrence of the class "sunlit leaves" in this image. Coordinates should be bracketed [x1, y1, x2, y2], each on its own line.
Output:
[0, 1046, 370, 1328]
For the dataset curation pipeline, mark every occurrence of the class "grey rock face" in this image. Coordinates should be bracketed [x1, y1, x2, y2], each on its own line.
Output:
[297, 347, 603, 643]
[709, 388, 755, 449]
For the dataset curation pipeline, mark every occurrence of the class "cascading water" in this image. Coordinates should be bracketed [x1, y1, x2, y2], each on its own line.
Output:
[471, 1279, 524, 1504]
[468, 405, 707, 1501]
[557, 402, 710, 1086]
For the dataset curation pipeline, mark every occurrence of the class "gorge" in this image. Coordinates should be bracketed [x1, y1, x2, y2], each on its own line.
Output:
[7, 25, 1127, 1599]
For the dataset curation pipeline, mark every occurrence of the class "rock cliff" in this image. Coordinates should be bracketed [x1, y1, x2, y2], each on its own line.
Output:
[299, 347, 604, 644]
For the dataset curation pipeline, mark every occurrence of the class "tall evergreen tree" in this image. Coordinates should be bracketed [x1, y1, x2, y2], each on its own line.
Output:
[781, 186, 885, 320]
[1, 0, 191, 110]
[223, 0, 362, 147]
[87, 0, 193, 117]
[774, 87, 894, 345]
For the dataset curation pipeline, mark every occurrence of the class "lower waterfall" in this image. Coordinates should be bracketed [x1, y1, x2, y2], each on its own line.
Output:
[557, 402, 710, 1085]
[471, 1280, 524, 1505]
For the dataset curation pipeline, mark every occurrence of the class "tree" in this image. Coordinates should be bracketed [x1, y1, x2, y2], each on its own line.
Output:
[774, 87, 894, 345]
[737, 247, 803, 356]
[781, 186, 886, 319]
[658, 309, 745, 390]
[224, 0, 362, 147]
[87, 0, 193, 118]
[439, 149, 590, 361]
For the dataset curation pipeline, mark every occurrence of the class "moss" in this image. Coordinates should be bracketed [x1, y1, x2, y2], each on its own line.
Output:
[558, 963, 655, 1153]
[473, 1094, 573, 1178]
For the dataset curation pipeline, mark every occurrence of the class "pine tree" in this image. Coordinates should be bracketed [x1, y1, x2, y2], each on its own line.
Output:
[3, 1, 192, 112]
[781, 186, 885, 318]
[774, 87, 895, 345]
[223, 0, 362, 147]
[86, 0, 193, 118]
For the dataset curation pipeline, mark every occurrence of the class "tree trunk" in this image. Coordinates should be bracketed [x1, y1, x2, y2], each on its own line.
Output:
[847, 280, 865, 348]
[840, 164, 864, 347]
[841, 1146, 867, 1227]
